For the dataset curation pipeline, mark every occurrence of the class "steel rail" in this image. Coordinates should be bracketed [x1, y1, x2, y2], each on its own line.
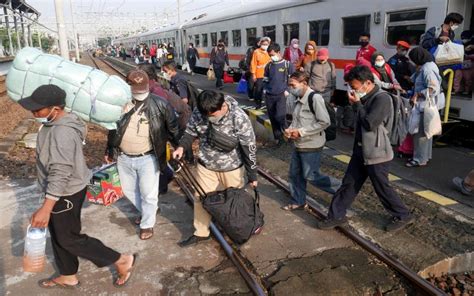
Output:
[257, 167, 446, 296]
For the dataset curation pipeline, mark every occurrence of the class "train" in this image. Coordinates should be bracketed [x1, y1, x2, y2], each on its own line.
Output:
[113, 0, 474, 122]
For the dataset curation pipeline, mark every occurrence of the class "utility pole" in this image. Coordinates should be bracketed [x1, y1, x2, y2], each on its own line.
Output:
[54, 0, 69, 59]
[69, 0, 80, 61]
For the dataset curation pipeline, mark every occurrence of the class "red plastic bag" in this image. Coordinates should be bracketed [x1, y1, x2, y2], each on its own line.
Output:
[223, 72, 234, 84]
[398, 134, 413, 156]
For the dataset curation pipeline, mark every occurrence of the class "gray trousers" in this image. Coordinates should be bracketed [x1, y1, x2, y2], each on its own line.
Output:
[413, 112, 433, 164]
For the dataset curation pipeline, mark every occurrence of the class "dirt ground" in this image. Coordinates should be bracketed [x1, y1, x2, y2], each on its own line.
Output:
[0, 96, 30, 140]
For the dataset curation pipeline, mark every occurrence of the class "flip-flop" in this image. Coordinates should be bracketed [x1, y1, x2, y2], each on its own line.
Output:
[113, 253, 138, 288]
[139, 228, 153, 240]
[38, 278, 80, 289]
[281, 204, 304, 211]
[405, 159, 427, 167]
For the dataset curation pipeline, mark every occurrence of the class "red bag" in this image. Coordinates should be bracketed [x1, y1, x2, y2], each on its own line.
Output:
[398, 134, 413, 156]
[223, 72, 234, 84]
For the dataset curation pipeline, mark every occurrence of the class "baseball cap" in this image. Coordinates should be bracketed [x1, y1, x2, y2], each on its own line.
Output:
[317, 48, 329, 59]
[127, 69, 149, 94]
[18, 84, 66, 111]
[397, 41, 411, 49]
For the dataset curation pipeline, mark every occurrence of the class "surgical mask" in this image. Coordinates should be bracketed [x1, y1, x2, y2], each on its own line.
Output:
[271, 55, 280, 62]
[162, 72, 171, 80]
[292, 43, 299, 49]
[35, 108, 57, 124]
[261, 45, 269, 51]
[399, 50, 408, 56]
[208, 115, 223, 124]
[375, 60, 385, 67]
[359, 41, 369, 47]
[451, 24, 459, 31]
[133, 92, 149, 101]
[354, 84, 368, 99]
[288, 87, 303, 98]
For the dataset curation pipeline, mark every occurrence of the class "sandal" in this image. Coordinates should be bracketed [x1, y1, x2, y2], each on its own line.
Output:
[113, 253, 138, 288]
[38, 278, 80, 290]
[139, 228, 153, 240]
[134, 217, 141, 225]
[405, 159, 427, 167]
[281, 204, 304, 211]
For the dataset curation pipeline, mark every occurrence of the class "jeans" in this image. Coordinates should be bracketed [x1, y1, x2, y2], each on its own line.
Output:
[117, 154, 160, 229]
[288, 150, 341, 206]
[265, 92, 288, 140]
[213, 63, 224, 88]
[253, 78, 264, 105]
[413, 112, 432, 164]
[328, 146, 410, 220]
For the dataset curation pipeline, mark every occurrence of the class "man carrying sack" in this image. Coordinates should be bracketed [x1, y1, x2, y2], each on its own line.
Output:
[172, 90, 259, 247]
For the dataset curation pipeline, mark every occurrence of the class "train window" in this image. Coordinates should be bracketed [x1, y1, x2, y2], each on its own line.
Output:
[202, 34, 208, 47]
[195, 34, 200, 47]
[309, 19, 330, 46]
[211, 32, 217, 46]
[220, 31, 229, 46]
[232, 30, 242, 47]
[386, 9, 427, 45]
[262, 25, 276, 43]
[246, 27, 257, 46]
[188, 35, 193, 43]
[342, 15, 370, 45]
[283, 23, 299, 46]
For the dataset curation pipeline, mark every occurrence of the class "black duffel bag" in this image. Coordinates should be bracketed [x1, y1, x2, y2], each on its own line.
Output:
[203, 187, 264, 244]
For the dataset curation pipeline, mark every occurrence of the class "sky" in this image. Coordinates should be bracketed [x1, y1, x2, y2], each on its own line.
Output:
[25, 0, 293, 45]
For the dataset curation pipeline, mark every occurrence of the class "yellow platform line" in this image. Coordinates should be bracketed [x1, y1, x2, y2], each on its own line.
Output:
[263, 119, 272, 131]
[414, 190, 458, 206]
[388, 174, 401, 181]
[333, 155, 351, 164]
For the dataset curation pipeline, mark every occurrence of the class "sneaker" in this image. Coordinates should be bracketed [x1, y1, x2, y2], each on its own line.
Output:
[385, 215, 414, 232]
[452, 177, 472, 195]
[316, 217, 348, 230]
[178, 235, 211, 247]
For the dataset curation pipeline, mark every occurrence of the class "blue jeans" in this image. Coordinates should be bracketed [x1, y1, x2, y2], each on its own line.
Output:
[288, 150, 341, 206]
[117, 154, 160, 229]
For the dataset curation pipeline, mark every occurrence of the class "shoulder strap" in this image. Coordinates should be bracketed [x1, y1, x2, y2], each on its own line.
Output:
[329, 61, 335, 75]
[308, 92, 316, 115]
[310, 60, 316, 75]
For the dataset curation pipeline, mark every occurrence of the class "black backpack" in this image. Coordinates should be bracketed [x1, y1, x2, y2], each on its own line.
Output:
[185, 81, 200, 111]
[308, 92, 337, 141]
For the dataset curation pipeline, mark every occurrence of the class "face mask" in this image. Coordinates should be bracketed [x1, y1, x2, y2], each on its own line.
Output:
[261, 45, 269, 51]
[35, 108, 57, 124]
[208, 115, 223, 124]
[133, 92, 149, 101]
[271, 55, 280, 62]
[399, 50, 408, 56]
[289, 87, 303, 98]
[451, 24, 459, 31]
[162, 72, 171, 80]
[359, 41, 369, 47]
[375, 60, 385, 67]
[292, 43, 299, 49]
[354, 84, 368, 99]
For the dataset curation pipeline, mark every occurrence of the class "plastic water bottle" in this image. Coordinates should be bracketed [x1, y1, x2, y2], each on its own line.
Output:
[23, 225, 47, 272]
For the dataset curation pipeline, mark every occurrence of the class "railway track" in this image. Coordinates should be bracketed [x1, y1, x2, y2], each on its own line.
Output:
[87, 54, 448, 296]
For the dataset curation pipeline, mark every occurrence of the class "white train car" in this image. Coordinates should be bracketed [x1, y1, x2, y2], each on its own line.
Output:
[114, 0, 473, 121]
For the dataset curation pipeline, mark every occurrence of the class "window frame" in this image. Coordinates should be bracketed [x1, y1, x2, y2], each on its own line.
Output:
[220, 31, 229, 46]
[283, 22, 300, 46]
[246, 27, 257, 47]
[194, 34, 200, 47]
[262, 25, 276, 43]
[341, 14, 371, 47]
[384, 8, 427, 47]
[211, 32, 217, 47]
[232, 29, 242, 47]
[202, 33, 208, 47]
[308, 19, 330, 46]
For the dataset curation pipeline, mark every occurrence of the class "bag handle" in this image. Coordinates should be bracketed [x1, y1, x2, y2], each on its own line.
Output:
[176, 160, 208, 199]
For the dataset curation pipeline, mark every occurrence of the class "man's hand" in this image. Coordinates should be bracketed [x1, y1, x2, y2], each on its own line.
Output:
[411, 93, 418, 104]
[285, 128, 301, 140]
[251, 74, 256, 82]
[348, 90, 360, 104]
[249, 181, 258, 189]
[182, 98, 189, 105]
[104, 154, 113, 164]
[284, 90, 289, 97]
[31, 197, 56, 228]
[172, 147, 184, 160]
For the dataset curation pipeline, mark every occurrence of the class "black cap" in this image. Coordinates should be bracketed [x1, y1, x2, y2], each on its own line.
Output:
[18, 85, 66, 111]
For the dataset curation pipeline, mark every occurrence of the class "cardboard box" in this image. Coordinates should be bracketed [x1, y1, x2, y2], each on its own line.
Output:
[86, 164, 124, 206]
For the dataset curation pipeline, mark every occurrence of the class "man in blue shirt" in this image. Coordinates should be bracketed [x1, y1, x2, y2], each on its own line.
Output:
[264, 43, 295, 146]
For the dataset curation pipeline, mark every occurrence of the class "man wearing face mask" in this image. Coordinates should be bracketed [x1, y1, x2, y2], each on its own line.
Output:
[172, 90, 258, 247]
[304, 48, 336, 103]
[263, 43, 295, 145]
[388, 41, 415, 92]
[421, 12, 464, 50]
[210, 39, 230, 90]
[318, 66, 413, 231]
[356, 32, 377, 64]
[250, 36, 272, 109]
[105, 69, 180, 240]
[18, 84, 137, 289]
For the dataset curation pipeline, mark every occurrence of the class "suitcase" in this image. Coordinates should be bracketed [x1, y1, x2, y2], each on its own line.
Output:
[175, 160, 264, 244]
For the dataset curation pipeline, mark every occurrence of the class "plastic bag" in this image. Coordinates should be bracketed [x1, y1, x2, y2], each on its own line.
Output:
[135, 56, 139, 64]
[423, 97, 442, 139]
[182, 62, 191, 73]
[6, 47, 131, 130]
[236, 78, 248, 94]
[408, 106, 420, 135]
[434, 41, 464, 66]
[207, 67, 215, 80]
[223, 72, 234, 84]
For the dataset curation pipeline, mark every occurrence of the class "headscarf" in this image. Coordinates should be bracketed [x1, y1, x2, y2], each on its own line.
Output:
[356, 57, 371, 68]
[408, 47, 433, 66]
[297, 41, 318, 69]
[371, 52, 391, 83]
[289, 38, 300, 64]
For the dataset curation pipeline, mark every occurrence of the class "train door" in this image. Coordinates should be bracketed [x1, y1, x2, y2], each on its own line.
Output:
[177, 30, 183, 65]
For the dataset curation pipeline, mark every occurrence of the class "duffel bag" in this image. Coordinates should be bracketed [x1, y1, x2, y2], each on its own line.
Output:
[202, 187, 264, 244]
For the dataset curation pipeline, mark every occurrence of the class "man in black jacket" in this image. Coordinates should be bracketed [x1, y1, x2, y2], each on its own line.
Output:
[318, 66, 413, 232]
[105, 69, 180, 240]
[421, 12, 463, 50]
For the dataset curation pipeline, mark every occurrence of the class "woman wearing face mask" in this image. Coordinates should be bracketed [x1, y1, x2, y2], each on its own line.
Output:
[210, 39, 230, 90]
[250, 36, 272, 108]
[421, 12, 464, 51]
[282, 71, 341, 211]
[405, 47, 445, 168]
[296, 41, 318, 72]
[283, 38, 303, 68]
[370, 52, 403, 93]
